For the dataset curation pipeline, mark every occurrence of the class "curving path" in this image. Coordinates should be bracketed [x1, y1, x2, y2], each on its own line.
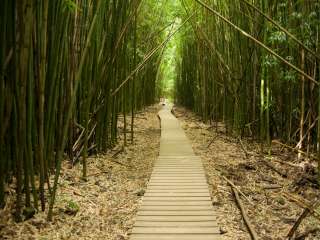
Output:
[129, 105, 220, 240]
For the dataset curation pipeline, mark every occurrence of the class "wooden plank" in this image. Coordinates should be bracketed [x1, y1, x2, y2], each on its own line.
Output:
[137, 210, 217, 216]
[142, 196, 212, 201]
[153, 164, 202, 166]
[130, 234, 221, 240]
[151, 172, 204, 174]
[156, 159, 201, 161]
[146, 189, 209, 193]
[158, 156, 201, 158]
[148, 182, 207, 185]
[134, 221, 218, 227]
[154, 164, 201, 165]
[150, 178, 206, 181]
[139, 206, 213, 211]
[141, 201, 213, 206]
[147, 188, 208, 191]
[135, 215, 217, 222]
[150, 177, 206, 180]
[148, 184, 208, 187]
[155, 160, 201, 162]
[132, 227, 220, 234]
[150, 175, 205, 178]
[147, 186, 209, 190]
[144, 192, 210, 197]
[150, 175, 204, 178]
[148, 184, 208, 188]
[148, 180, 207, 183]
[152, 172, 204, 174]
[148, 185, 208, 189]
[151, 171, 203, 174]
[153, 166, 202, 168]
[153, 167, 202, 169]
[152, 169, 204, 171]
[154, 163, 201, 164]
[146, 191, 209, 194]
[156, 158, 200, 160]
[151, 173, 204, 176]
[153, 166, 203, 169]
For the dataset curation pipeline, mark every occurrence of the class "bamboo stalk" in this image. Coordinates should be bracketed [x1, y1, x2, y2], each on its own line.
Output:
[194, 0, 318, 85]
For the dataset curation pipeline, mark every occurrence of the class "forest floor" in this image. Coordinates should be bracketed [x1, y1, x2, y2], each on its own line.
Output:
[173, 106, 320, 240]
[1, 104, 320, 240]
[0, 105, 161, 240]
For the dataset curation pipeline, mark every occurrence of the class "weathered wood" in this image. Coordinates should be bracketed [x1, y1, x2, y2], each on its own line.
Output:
[137, 210, 217, 216]
[135, 215, 217, 221]
[150, 176, 206, 179]
[132, 227, 220, 234]
[147, 186, 209, 190]
[142, 196, 212, 201]
[141, 201, 213, 206]
[129, 106, 220, 239]
[144, 192, 210, 197]
[231, 186, 258, 240]
[146, 189, 209, 193]
[134, 221, 218, 227]
[139, 205, 213, 211]
[130, 235, 221, 240]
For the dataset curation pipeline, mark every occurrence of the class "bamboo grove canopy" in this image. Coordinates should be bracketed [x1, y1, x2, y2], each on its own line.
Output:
[0, 0, 319, 222]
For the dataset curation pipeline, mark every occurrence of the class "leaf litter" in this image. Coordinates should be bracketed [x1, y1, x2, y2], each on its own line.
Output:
[173, 106, 320, 240]
[0, 105, 160, 240]
[2, 104, 319, 240]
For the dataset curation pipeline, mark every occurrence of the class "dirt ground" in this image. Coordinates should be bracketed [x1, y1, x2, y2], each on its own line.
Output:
[173, 106, 320, 240]
[0, 105, 161, 240]
[1, 104, 319, 240]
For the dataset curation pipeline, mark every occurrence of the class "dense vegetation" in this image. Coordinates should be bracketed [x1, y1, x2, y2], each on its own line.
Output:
[0, 0, 174, 221]
[175, 0, 320, 176]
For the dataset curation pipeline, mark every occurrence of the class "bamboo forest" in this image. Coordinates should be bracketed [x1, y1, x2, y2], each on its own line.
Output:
[1, 0, 320, 239]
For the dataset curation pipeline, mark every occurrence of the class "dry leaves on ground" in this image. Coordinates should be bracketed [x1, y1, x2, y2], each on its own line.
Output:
[174, 106, 320, 240]
[0, 105, 161, 240]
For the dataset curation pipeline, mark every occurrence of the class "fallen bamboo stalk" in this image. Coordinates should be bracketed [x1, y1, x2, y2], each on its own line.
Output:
[260, 159, 287, 178]
[287, 199, 320, 239]
[238, 137, 249, 159]
[207, 134, 219, 147]
[272, 140, 317, 160]
[283, 193, 320, 221]
[222, 176, 253, 205]
[231, 186, 259, 240]
[272, 158, 303, 169]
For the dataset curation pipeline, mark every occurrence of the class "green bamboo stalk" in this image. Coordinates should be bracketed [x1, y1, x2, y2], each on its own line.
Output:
[47, 0, 102, 221]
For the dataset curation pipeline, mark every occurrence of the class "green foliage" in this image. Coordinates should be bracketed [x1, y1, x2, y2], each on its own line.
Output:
[282, 69, 297, 83]
[175, 0, 319, 151]
[263, 55, 279, 68]
[268, 31, 286, 44]
[64, 200, 79, 215]
[63, 0, 80, 12]
[0, 0, 169, 220]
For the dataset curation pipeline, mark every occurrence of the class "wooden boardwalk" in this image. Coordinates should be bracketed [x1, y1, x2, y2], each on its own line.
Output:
[129, 105, 220, 240]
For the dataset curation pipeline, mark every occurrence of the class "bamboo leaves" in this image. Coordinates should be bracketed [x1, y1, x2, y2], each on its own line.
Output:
[176, 0, 319, 165]
[0, 0, 166, 221]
